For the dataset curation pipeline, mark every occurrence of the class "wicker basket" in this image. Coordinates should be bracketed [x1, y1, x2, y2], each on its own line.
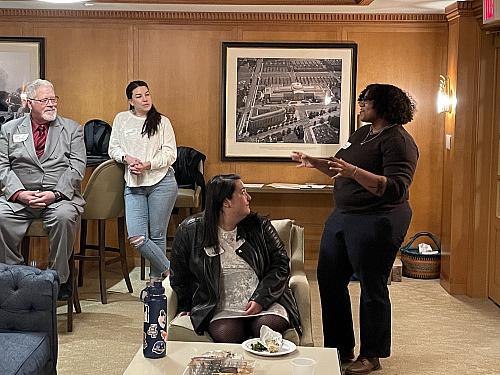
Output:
[400, 232, 441, 279]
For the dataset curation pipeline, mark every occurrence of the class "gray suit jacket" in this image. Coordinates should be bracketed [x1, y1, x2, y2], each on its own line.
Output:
[0, 115, 86, 212]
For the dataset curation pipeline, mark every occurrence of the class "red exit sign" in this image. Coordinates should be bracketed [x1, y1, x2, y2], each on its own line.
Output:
[483, 0, 499, 23]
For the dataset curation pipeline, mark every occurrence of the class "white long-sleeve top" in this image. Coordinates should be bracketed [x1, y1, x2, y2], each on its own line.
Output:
[108, 110, 177, 187]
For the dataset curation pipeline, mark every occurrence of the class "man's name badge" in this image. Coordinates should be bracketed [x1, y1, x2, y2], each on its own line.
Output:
[341, 142, 351, 149]
[13, 134, 29, 142]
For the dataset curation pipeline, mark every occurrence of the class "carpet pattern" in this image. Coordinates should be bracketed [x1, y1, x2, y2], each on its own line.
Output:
[56, 265, 500, 374]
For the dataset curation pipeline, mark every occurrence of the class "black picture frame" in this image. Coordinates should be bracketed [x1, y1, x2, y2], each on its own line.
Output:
[0, 37, 45, 126]
[221, 41, 357, 161]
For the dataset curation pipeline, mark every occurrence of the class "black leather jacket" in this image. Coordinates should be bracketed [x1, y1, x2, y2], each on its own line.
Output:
[170, 212, 302, 336]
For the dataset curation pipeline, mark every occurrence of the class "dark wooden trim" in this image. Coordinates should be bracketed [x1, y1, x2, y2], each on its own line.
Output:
[445, 0, 475, 22]
[92, 0, 374, 4]
[0, 8, 446, 23]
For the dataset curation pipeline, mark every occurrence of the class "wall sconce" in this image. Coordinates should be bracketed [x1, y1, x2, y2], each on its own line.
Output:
[437, 75, 456, 114]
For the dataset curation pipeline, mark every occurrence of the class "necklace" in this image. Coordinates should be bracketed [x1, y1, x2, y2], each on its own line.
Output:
[360, 124, 397, 145]
[219, 227, 237, 242]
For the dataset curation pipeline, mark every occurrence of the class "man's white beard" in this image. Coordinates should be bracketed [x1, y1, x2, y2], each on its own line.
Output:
[41, 109, 57, 122]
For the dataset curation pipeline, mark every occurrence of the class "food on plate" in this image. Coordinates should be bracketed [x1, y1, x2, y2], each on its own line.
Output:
[265, 339, 280, 353]
[250, 341, 267, 352]
[249, 338, 281, 353]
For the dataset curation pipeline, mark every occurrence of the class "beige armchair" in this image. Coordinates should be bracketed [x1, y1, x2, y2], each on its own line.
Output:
[164, 219, 314, 347]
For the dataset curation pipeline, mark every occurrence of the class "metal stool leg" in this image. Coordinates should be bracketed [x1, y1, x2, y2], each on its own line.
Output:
[67, 253, 75, 332]
[140, 255, 146, 280]
[77, 219, 88, 287]
[97, 219, 107, 304]
[118, 216, 133, 293]
[21, 237, 31, 265]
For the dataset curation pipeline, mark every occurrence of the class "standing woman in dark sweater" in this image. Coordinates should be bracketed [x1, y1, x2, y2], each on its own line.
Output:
[291, 84, 418, 375]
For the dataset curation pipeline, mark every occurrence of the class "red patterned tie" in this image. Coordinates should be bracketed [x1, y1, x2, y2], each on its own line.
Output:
[34, 125, 47, 159]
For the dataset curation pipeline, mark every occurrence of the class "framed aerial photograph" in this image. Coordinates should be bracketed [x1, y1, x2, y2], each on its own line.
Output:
[0, 37, 45, 126]
[221, 41, 357, 161]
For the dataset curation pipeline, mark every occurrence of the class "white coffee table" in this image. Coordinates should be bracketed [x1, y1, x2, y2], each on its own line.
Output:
[124, 341, 340, 375]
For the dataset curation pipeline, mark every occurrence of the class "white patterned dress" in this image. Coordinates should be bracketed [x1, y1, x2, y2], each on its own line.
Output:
[209, 227, 288, 322]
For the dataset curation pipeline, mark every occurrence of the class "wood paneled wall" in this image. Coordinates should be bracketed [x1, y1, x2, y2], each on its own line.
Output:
[439, 1, 500, 299]
[487, 34, 500, 304]
[440, 6, 480, 295]
[0, 10, 447, 263]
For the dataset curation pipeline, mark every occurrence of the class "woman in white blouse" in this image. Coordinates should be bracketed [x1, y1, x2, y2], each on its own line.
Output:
[109, 80, 178, 283]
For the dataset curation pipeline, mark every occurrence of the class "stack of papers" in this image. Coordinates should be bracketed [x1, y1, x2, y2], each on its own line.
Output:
[299, 184, 329, 189]
[243, 183, 333, 190]
[267, 183, 302, 189]
[244, 183, 265, 188]
[266, 183, 332, 189]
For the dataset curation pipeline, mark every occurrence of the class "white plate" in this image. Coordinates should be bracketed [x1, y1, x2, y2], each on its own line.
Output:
[241, 338, 296, 357]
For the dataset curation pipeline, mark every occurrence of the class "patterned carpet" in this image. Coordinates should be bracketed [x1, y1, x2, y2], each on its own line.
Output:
[56, 264, 500, 374]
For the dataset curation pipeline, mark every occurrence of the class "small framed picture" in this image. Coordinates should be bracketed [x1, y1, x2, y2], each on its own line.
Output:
[0, 37, 45, 125]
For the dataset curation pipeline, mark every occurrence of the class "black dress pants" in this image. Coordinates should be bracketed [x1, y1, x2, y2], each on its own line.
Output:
[317, 204, 411, 358]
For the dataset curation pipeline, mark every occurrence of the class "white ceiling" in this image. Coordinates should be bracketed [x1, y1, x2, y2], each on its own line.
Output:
[0, 0, 460, 14]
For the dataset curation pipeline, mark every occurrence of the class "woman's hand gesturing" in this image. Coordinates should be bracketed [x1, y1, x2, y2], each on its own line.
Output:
[291, 151, 315, 168]
[328, 157, 358, 179]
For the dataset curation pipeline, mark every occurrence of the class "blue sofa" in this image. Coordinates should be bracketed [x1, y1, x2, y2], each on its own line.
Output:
[0, 263, 59, 375]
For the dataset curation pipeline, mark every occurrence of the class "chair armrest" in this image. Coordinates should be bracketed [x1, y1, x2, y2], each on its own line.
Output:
[193, 185, 202, 208]
[164, 276, 178, 327]
[289, 264, 314, 347]
[288, 224, 314, 346]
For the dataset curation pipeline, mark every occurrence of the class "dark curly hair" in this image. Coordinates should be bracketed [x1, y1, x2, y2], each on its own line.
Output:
[358, 84, 416, 125]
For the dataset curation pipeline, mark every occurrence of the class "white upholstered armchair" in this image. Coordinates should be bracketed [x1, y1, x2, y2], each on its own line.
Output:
[164, 219, 314, 347]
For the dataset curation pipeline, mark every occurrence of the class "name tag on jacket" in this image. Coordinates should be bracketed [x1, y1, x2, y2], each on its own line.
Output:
[13, 134, 29, 142]
[204, 239, 246, 257]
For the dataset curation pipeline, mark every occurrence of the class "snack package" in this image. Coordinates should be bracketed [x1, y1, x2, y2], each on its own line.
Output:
[259, 325, 283, 353]
[185, 351, 254, 375]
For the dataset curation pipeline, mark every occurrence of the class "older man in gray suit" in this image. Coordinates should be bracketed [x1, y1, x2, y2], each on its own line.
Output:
[0, 79, 86, 298]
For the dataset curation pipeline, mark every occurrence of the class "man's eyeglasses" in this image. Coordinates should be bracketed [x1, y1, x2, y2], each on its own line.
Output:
[28, 96, 59, 105]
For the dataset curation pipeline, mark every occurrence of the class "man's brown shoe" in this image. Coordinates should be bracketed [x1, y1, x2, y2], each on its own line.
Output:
[345, 356, 381, 374]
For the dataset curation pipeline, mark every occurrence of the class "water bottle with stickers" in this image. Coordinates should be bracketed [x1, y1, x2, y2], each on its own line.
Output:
[140, 281, 168, 358]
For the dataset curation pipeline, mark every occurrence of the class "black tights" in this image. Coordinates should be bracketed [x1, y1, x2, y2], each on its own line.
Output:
[208, 314, 289, 343]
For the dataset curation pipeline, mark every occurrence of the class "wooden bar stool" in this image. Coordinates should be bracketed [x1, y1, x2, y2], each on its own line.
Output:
[21, 218, 81, 333]
[75, 159, 133, 304]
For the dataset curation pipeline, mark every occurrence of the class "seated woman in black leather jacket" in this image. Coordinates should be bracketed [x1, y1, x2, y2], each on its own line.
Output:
[170, 174, 301, 343]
